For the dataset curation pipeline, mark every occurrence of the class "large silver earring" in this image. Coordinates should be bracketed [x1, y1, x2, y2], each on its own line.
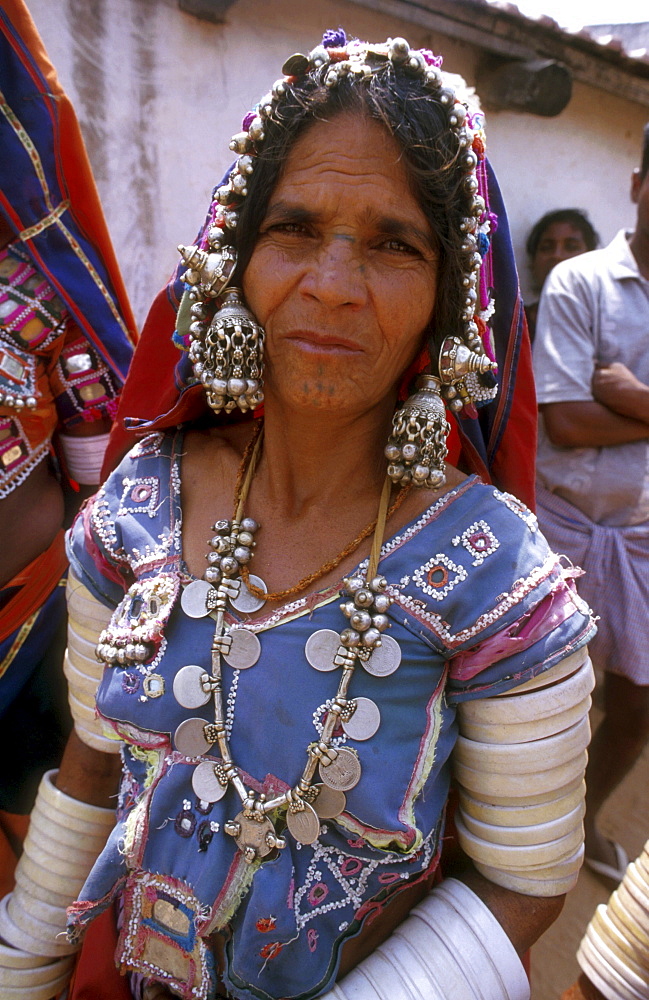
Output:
[188, 288, 265, 414]
[438, 336, 496, 414]
[385, 375, 450, 490]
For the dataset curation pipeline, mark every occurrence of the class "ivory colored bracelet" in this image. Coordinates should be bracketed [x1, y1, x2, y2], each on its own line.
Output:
[67, 621, 103, 658]
[473, 862, 582, 897]
[460, 657, 594, 726]
[454, 715, 591, 773]
[0, 942, 50, 971]
[38, 770, 114, 826]
[29, 806, 109, 854]
[461, 799, 585, 847]
[455, 813, 584, 869]
[24, 829, 101, 875]
[73, 717, 121, 753]
[2, 971, 75, 1000]
[1, 955, 73, 987]
[454, 749, 588, 800]
[33, 785, 114, 837]
[59, 431, 109, 485]
[0, 896, 76, 958]
[322, 878, 530, 1000]
[10, 887, 68, 931]
[492, 646, 588, 696]
[64, 650, 100, 695]
[458, 777, 586, 827]
[16, 853, 87, 900]
[460, 694, 592, 746]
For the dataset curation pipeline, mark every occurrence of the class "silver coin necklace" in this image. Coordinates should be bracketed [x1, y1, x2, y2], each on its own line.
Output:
[173, 422, 402, 863]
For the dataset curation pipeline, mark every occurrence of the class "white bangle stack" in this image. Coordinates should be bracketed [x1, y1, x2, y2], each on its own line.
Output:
[577, 839, 649, 1000]
[65, 572, 118, 752]
[454, 649, 594, 896]
[58, 431, 109, 486]
[323, 877, 530, 1000]
[0, 771, 114, 997]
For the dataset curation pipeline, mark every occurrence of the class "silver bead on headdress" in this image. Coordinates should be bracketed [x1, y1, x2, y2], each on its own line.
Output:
[178, 33, 498, 433]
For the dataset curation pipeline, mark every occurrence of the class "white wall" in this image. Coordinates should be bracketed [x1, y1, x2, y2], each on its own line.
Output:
[488, 80, 646, 303]
[24, 0, 648, 324]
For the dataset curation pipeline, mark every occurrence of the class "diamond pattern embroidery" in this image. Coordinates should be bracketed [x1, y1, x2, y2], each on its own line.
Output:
[452, 520, 500, 566]
[118, 476, 160, 518]
[411, 553, 467, 601]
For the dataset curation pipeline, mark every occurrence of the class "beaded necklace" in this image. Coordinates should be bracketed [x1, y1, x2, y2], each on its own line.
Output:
[174, 421, 407, 862]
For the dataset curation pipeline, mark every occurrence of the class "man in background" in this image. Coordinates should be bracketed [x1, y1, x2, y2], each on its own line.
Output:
[533, 124, 649, 883]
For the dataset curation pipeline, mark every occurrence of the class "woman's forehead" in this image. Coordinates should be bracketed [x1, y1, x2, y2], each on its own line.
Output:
[266, 114, 428, 222]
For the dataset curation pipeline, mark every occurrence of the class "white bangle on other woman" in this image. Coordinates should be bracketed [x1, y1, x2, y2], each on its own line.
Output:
[324, 877, 530, 1000]
[0, 770, 114, 996]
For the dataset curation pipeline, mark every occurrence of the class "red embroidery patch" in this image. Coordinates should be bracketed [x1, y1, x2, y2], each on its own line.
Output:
[260, 941, 284, 961]
[256, 917, 276, 933]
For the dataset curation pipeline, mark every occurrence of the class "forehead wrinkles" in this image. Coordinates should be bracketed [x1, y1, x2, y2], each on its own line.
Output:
[267, 120, 429, 234]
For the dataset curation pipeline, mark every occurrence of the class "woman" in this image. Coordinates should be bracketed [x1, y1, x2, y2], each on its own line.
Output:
[524, 209, 599, 341]
[0, 0, 135, 887]
[0, 33, 595, 1000]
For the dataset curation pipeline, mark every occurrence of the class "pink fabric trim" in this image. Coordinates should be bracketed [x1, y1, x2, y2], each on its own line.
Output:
[449, 580, 580, 682]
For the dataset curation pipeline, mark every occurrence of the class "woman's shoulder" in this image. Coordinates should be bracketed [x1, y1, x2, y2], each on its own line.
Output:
[385, 477, 557, 644]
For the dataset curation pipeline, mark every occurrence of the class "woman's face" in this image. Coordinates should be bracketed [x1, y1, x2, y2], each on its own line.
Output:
[531, 221, 589, 291]
[242, 112, 439, 417]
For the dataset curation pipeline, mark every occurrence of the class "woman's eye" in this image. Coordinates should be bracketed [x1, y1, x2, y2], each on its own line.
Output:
[268, 222, 308, 236]
[380, 238, 420, 256]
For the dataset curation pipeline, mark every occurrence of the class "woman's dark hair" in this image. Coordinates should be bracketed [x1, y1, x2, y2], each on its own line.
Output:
[525, 209, 599, 258]
[233, 63, 474, 359]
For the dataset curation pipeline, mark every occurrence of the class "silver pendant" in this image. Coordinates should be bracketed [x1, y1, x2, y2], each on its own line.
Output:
[173, 664, 212, 709]
[286, 802, 321, 845]
[342, 697, 381, 741]
[363, 634, 401, 677]
[230, 575, 267, 614]
[305, 629, 341, 672]
[313, 783, 346, 819]
[191, 760, 228, 802]
[225, 811, 281, 862]
[319, 747, 361, 791]
[181, 580, 213, 619]
[174, 717, 214, 757]
[223, 628, 261, 670]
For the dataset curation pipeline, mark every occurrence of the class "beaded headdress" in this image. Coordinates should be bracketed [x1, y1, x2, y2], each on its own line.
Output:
[177, 31, 498, 424]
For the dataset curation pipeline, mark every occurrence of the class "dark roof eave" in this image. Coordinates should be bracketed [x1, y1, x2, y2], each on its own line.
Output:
[347, 0, 649, 107]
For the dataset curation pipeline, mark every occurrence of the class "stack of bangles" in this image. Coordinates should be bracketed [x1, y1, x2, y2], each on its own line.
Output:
[577, 839, 649, 999]
[64, 575, 119, 752]
[0, 771, 114, 999]
[322, 648, 594, 1000]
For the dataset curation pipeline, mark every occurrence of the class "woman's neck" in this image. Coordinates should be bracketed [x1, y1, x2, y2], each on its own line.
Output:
[253, 395, 394, 518]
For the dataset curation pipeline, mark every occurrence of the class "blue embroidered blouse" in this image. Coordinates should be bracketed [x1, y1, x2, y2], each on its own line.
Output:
[66, 429, 594, 1000]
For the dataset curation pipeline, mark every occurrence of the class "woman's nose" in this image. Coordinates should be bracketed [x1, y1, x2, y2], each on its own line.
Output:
[300, 237, 367, 308]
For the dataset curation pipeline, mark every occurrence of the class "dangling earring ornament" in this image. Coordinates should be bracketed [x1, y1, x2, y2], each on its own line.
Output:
[438, 335, 497, 416]
[385, 375, 450, 490]
[189, 288, 265, 415]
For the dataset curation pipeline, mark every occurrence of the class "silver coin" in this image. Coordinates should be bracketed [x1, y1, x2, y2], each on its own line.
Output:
[286, 802, 321, 845]
[304, 629, 341, 672]
[313, 783, 347, 819]
[319, 747, 361, 791]
[173, 665, 212, 709]
[174, 717, 214, 757]
[181, 580, 213, 619]
[191, 760, 228, 803]
[342, 697, 381, 741]
[223, 628, 261, 670]
[363, 634, 401, 677]
[227, 811, 276, 859]
[229, 574, 267, 614]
